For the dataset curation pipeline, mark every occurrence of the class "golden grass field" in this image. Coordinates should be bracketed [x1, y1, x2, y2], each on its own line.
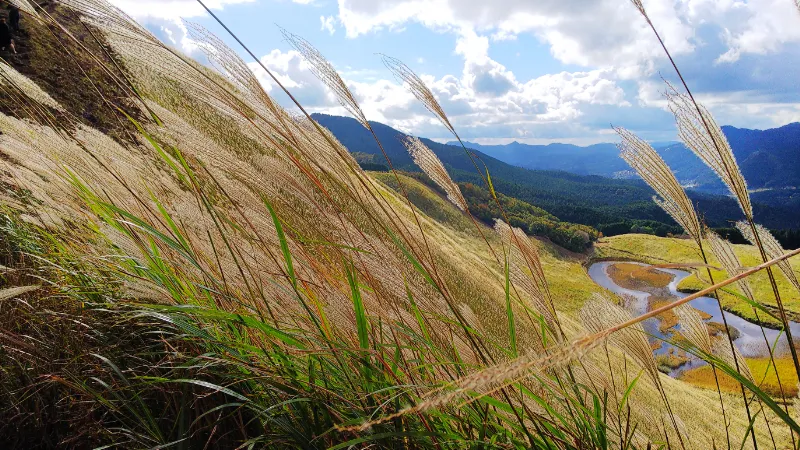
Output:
[2, 2, 798, 445]
[373, 174, 796, 447]
[680, 357, 799, 398]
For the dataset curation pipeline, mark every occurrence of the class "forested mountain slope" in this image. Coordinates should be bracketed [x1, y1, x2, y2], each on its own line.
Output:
[313, 113, 800, 234]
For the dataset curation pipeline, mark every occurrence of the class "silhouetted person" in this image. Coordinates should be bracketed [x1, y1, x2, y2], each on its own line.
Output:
[0, 18, 15, 54]
[9, 5, 20, 32]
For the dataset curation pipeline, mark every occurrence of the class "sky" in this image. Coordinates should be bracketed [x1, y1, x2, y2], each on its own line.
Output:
[111, 0, 800, 145]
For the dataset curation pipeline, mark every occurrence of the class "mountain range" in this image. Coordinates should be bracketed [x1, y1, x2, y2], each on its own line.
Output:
[312, 113, 800, 234]
[452, 122, 800, 196]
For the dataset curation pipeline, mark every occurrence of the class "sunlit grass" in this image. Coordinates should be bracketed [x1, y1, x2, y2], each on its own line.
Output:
[680, 357, 799, 398]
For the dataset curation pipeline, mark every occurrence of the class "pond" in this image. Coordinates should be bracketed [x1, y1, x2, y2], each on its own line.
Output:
[587, 261, 799, 376]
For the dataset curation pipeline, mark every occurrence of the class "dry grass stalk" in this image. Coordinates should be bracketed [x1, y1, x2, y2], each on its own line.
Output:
[580, 294, 660, 387]
[348, 331, 606, 432]
[674, 304, 711, 353]
[615, 126, 702, 246]
[403, 136, 467, 211]
[0, 285, 40, 301]
[666, 84, 752, 218]
[493, 220, 559, 339]
[281, 29, 368, 129]
[381, 55, 455, 136]
[736, 221, 800, 294]
[707, 229, 757, 300]
[0, 61, 64, 111]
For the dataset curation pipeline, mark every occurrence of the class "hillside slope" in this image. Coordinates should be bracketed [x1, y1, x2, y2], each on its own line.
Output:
[313, 113, 800, 232]
[0, 4, 794, 448]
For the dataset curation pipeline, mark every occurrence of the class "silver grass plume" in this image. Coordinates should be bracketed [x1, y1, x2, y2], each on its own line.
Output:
[281, 29, 368, 128]
[736, 221, 800, 294]
[7, 0, 38, 17]
[580, 294, 660, 388]
[403, 136, 467, 211]
[0, 285, 40, 301]
[615, 126, 701, 246]
[493, 219, 559, 339]
[493, 220, 549, 296]
[185, 21, 282, 120]
[707, 228, 756, 301]
[58, 0, 149, 37]
[712, 338, 754, 383]
[381, 55, 455, 136]
[666, 84, 752, 218]
[0, 60, 64, 111]
[674, 304, 712, 354]
[349, 332, 605, 431]
[629, 0, 647, 17]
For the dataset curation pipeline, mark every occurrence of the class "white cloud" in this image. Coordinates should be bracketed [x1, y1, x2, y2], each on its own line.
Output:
[110, 0, 800, 143]
[249, 39, 630, 142]
[249, 49, 339, 108]
[335, 0, 698, 76]
[109, 0, 255, 54]
[109, 0, 253, 20]
[320, 15, 336, 35]
[714, 0, 800, 63]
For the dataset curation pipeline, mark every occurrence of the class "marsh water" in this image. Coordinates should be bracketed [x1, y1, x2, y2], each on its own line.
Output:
[587, 261, 799, 376]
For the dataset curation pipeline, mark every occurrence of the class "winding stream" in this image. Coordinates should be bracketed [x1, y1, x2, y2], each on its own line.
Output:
[587, 261, 799, 375]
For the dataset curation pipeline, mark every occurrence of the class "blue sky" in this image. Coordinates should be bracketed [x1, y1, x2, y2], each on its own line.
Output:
[113, 0, 800, 145]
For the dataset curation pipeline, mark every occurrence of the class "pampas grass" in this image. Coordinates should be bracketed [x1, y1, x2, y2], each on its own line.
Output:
[282, 29, 368, 129]
[403, 136, 467, 212]
[675, 304, 711, 354]
[381, 55, 455, 136]
[666, 86, 752, 219]
[737, 221, 800, 294]
[615, 126, 702, 246]
[581, 294, 660, 387]
[2, 1, 800, 447]
[0, 61, 64, 112]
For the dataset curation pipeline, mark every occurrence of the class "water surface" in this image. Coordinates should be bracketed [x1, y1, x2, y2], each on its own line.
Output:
[587, 261, 798, 375]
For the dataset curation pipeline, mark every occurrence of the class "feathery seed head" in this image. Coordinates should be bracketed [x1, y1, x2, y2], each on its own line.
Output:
[706, 227, 755, 301]
[0, 60, 64, 111]
[736, 221, 800, 294]
[7, 0, 38, 17]
[403, 136, 467, 211]
[712, 337, 753, 382]
[580, 294, 660, 387]
[674, 304, 711, 353]
[615, 126, 701, 246]
[381, 54, 455, 136]
[282, 29, 369, 128]
[666, 83, 752, 218]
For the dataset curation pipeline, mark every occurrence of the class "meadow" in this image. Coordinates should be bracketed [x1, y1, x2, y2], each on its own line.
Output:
[1, 0, 800, 449]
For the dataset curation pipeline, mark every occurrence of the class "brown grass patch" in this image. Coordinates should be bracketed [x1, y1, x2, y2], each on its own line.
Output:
[679, 357, 798, 399]
[608, 262, 673, 290]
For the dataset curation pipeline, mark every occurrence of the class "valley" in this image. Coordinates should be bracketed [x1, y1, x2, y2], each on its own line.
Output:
[314, 113, 800, 245]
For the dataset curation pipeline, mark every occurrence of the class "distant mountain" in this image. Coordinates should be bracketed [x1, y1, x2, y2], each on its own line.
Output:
[312, 113, 800, 232]
[449, 141, 630, 177]
[450, 123, 800, 194]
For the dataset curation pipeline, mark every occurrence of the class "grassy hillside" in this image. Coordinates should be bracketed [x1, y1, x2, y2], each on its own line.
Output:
[1, 2, 798, 449]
